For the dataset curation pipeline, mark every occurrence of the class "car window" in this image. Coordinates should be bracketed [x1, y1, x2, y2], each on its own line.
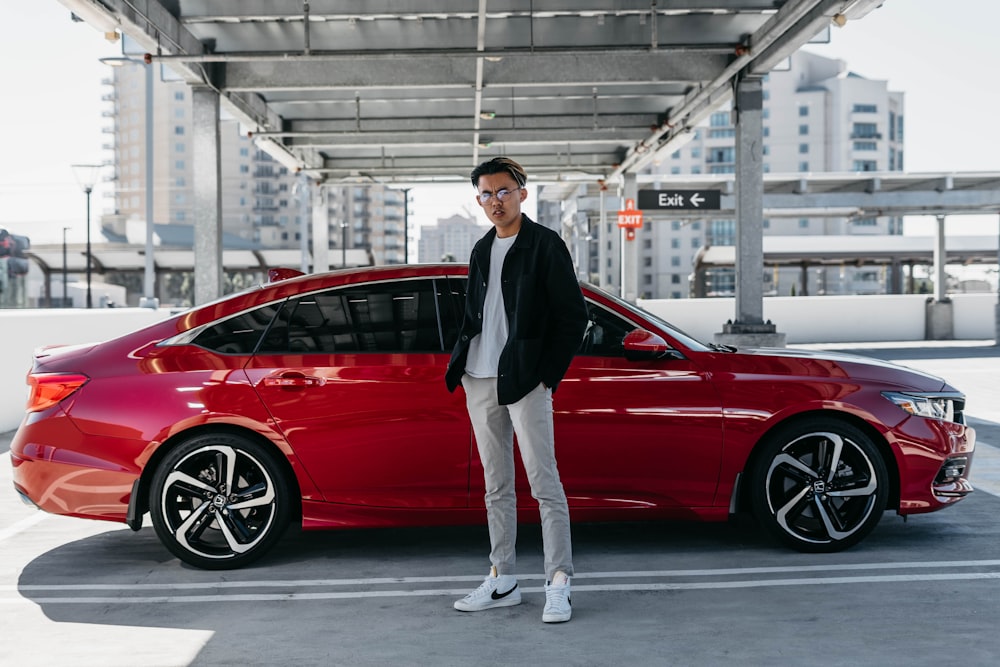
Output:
[438, 277, 467, 351]
[258, 279, 451, 354]
[578, 301, 636, 357]
[190, 304, 282, 354]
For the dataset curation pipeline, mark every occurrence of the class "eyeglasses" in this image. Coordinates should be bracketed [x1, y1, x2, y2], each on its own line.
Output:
[477, 187, 522, 204]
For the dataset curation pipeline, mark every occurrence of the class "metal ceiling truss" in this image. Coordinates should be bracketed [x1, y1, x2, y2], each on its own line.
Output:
[67, 0, 885, 185]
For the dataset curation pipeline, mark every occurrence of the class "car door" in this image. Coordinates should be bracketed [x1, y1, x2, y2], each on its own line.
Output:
[468, 299, 725, 512]
[246, 276, 472, 509]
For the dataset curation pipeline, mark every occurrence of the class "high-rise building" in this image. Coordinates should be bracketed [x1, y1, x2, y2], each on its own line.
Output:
[542, 51, 905, 299]
[101, 65, 406, 302]
[417, 214, 489, 263]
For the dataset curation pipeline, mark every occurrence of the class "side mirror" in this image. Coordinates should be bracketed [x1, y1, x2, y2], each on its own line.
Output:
[622, 328, 682, 361]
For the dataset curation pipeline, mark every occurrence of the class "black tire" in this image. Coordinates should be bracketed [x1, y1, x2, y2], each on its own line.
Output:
[749, 418, 889, 553]
[149, 432, 292, 569]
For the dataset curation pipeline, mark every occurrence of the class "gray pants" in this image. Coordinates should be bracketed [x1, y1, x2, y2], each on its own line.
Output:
[461, 375, 574, 581]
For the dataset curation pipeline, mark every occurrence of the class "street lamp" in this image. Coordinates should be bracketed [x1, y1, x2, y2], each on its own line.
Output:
[71, 163, 102, 308]
[62, 226, 70, 307]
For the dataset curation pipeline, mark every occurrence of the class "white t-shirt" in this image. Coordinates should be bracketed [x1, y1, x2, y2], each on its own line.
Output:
[465, 233, 517, 378]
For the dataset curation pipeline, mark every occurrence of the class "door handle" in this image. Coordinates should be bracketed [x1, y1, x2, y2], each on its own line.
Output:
[262, 373, 326, 388]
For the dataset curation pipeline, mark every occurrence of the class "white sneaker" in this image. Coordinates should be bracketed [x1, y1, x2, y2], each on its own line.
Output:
[454, 567, 521, 612]
[542, 571, 572, 623]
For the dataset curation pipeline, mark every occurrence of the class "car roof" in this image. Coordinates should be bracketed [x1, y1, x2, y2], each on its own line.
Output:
[175, 264, 472, 330]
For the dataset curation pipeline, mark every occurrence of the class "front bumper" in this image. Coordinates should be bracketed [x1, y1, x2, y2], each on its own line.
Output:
[894, 417, 975, 514]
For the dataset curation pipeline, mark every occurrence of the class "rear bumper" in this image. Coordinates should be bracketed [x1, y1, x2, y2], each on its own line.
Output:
[10, 418, 141, 524]
[11, 450, 135, 523]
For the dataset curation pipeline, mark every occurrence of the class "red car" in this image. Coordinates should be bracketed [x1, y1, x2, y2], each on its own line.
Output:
[10, 264, 975, 569]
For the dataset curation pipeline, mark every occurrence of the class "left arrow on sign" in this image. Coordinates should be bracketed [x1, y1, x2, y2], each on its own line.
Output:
[690, 192, 704, 207]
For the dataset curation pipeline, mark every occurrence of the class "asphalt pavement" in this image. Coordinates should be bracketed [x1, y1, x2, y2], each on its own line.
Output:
[3, 339, 1000, 667]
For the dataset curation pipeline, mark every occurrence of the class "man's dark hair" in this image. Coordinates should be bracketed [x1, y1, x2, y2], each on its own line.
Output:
[470, 157, 527, 189]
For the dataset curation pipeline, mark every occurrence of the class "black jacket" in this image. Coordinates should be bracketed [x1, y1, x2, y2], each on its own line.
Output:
[445, 215, 589, 405]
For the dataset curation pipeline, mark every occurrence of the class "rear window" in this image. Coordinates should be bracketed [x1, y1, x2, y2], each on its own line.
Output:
[258, 278, 457, 354]
[183, 276, 466, 356]
[190, 304, 282, 354]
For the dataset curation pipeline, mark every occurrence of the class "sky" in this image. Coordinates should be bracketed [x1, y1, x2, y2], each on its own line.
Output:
[1, 0, 998, 246]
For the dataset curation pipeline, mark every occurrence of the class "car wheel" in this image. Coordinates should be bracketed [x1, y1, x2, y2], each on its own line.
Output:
[749, 418, 889, 553]
[149, 432, 292, 569]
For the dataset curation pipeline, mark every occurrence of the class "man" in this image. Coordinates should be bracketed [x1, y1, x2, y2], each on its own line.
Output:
[445, 157, 589, 623]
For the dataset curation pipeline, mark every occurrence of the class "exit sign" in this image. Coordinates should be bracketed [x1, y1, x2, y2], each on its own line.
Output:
[637, 189, 721, 210]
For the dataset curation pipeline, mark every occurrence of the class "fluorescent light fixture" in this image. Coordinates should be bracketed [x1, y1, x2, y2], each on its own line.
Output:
[254, 138, 303, 172]
[763, 207, 862, 218]
[635, 128, 697, 170]
[665, 128, 697, 152]
[59, 0, 120, 35]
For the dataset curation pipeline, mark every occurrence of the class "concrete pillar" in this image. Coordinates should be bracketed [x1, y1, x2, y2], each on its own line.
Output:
[734, 77, 764, 324]
[598, 187, 609, 289]
[573, 211, 589, 282]
[621, 172, 638, 302]
[312, 182, 330, 271]
[933, 215, 946, 301]
[925, 214, 954, 340]
[995, 212, 1000, 345]
[715, 76, 784, 347]
[191, 87, 223, 305]
[925, 298, 954, 340]
[889, 259, 902, 295]
[296, 173, 311, 273]
[140, 62, 157, 309]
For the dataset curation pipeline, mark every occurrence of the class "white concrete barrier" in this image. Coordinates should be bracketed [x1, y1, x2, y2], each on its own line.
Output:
[638, 294, 993, 344]
[1, 308, 174, 432]
[1, 293, 997, 432]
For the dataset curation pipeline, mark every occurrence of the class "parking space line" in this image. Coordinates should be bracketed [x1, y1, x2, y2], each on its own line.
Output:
[5, 560, 1000, 604]
[6, 558, 1000, 592]
[971, 439, 1000, 497]
[0, 513, 46, 543]
[4, 571, 1000, 604]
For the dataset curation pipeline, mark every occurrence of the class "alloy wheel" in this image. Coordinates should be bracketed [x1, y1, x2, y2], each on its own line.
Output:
[150, 434, 290, 569]
[752, 421, 888, 552]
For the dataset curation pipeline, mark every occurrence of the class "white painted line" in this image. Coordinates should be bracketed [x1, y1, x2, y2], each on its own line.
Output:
[6, 558, 1000, 592]
[4, 571, 1000, 604]
[970, 440, 1000, 497]
[0, 512, 46, 543]
[4, 560, 1000, 604]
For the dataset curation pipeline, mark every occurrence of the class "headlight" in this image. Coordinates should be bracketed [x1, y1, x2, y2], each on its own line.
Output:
[882, 391, 957, 422]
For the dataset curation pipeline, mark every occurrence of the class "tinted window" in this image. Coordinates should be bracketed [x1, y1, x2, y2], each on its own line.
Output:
[579, 302, 636, 357]
[259, 279, 451, 354]
[192, 304, 281, 354]
[438, 277, 467, 351]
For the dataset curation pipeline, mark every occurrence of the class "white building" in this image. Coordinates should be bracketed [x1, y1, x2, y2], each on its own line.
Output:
[101, 66, 406, 304]
[547, 51, 905, 300]
[417, 214, 489, 263]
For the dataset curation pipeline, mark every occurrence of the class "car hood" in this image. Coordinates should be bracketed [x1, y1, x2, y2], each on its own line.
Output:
[733, 346, 950, 392]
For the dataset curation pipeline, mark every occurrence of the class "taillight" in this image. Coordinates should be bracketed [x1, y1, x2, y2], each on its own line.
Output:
[26, 373, 89, 412]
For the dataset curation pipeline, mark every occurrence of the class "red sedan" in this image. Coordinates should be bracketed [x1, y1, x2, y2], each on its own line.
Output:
[10, 264, 975, 569]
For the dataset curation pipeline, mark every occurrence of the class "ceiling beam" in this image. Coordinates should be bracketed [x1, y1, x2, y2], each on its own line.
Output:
[220, 53, 731, 91]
